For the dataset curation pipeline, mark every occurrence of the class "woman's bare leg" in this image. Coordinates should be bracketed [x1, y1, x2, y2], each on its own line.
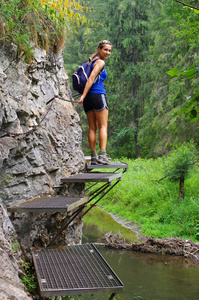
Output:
[95, 108, 109, 150]
[86, 111, 97, 151]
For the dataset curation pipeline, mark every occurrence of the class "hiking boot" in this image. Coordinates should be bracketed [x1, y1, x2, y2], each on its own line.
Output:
[97, 155, 111, 165]
[91, 156, 98, 165]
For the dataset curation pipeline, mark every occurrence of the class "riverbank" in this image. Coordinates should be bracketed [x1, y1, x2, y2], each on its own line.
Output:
[108, 210, 146, 241]
[99, 232, 199, 263]
[83, 206, 199, 263]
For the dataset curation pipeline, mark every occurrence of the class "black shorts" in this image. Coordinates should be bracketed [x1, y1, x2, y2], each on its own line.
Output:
[83, 93, 109, 115]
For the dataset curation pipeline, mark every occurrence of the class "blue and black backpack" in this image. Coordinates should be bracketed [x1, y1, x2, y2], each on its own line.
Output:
[72, 58, 100, 94]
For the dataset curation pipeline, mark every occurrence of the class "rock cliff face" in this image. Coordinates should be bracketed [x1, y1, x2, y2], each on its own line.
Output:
[0, 200, 32, 300]
[0, 46, 84, 204]
[0, 44, 85, 297]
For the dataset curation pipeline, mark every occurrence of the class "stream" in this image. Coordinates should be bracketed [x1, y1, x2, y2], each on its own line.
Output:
[82, 207, 199, 300]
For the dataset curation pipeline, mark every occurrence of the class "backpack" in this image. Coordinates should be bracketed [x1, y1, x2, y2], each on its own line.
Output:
[72, 58, 100, 94]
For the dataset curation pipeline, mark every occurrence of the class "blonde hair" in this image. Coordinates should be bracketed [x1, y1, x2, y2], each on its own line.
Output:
[90, 40, 112, 62]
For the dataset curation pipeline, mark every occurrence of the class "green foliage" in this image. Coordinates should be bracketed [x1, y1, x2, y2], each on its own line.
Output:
[137, 0, 199, 157]
[167, 65, 199, 122]
[110, 125, 137, 158]
[20, 260, 37, 296]
[0, 0, 49, 59]
[165, 1, 199, 122]
[164, 142, 197, 182]
[97, 157, 199, 241]
[104, 0, 150, 158]
[0, 0, 88, 60]
[11, 236, 19, 253]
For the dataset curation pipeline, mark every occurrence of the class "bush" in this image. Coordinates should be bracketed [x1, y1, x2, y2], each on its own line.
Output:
[164, 142, 197, 199]
[164, 142, 197, 182]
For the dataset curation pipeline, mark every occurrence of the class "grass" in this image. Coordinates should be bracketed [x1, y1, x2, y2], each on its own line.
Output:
[95, 157, 199, 242]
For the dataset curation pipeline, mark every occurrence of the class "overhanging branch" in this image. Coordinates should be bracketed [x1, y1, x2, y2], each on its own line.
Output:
[174, 0, 199, 10]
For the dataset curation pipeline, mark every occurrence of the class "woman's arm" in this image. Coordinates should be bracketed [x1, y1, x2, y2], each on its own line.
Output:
[77, 59, 105, 104]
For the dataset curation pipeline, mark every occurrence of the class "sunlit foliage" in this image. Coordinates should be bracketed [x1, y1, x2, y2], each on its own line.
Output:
[0, 0, 89, 59]
[39, 0, 89, 28]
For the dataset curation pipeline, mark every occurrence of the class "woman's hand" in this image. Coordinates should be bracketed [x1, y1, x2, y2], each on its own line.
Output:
[77, 95, 84, 105]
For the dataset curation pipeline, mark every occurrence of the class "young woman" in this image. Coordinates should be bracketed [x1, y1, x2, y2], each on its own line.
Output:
[78, 40, 112, 165]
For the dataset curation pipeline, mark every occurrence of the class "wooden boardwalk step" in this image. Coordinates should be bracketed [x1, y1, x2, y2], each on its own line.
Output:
[7, 196, 88, 213]
[61, 172, 123, 184]
[32, 243, 123, 298]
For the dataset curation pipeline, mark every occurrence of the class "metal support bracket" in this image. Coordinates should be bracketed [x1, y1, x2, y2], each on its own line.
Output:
[48, 179, 121, 247]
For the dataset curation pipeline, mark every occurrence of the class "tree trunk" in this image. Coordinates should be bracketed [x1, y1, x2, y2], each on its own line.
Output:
[179, 175, 184, 201]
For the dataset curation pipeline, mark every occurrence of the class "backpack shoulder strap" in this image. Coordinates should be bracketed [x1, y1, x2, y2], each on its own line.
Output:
[90, 58, 104, 83]
[89, 57, 99, 66]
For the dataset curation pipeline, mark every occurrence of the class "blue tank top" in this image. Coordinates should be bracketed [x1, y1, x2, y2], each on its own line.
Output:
[88, 61, 107, 94]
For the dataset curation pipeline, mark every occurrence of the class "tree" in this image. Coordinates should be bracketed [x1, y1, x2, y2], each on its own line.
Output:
[138, 0, 199, 157]
[167, 0, 199, 123]
[164, 143, 197, 200]
[105, 0, 150, 158]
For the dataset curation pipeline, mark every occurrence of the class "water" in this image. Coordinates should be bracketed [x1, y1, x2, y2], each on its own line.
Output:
[96, 248, 199, 300]
[82, 206, 144, 244]
[82, 208, 199, 300]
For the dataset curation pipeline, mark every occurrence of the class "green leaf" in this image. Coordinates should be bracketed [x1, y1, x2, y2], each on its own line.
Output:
[191, 114, 199, 123]
[186, 97, 197, 107]
[194, 88, 199, 95]
[190, 109, 197, 118]
[184, 65, 196, 79]
[177, 108, 187, 114]
[167, 67, 179, 78]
